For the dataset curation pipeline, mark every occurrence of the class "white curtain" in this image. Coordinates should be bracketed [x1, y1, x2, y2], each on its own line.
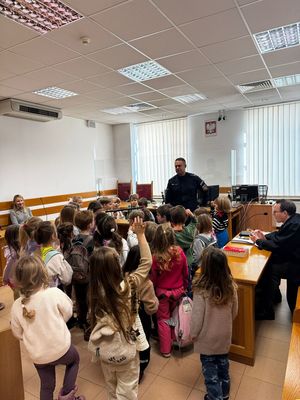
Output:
[132, 118, 188, 196]
[246, 103, 300, 196]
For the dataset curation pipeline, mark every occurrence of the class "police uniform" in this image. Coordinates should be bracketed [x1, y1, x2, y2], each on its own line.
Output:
[165, 172, 207, 211]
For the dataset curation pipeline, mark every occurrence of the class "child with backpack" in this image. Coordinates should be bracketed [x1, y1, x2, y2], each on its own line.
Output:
[123, 245, 158, 383]
[10, 255, 85, 400]
[35, 221, 73, 288]
[192, 214, 217, 273]
[58, 215, 93, 339]
[150, 223, 188, 357]
[191, 247, 238, 400]
[88, 217, 152, 400]
[3, 225, 20, 298]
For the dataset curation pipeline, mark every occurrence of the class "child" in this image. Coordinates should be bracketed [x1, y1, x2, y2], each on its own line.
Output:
[112, 197, 125, 219]
[89, 217, 152, 400]
[193, 214, 217, 268]
[19, 216, 42, 256]
[156, 204, 172, 224]
[60, 205, 79, 235]
[35, 221, 73, 287]
[94, 214, 129, 266]
[211, 196, 231, 248]
[191, 247, 238, 400]
[150, 223, 188, 357]
[74, 210, 94, 255]
[123, 245, 158, 382]
[128, 193, 139, 208]
[138, 198, 155, 222]
[144, 221, 158, 246]
[127, 210, 145, 249]
[10, 256, 85, 400]
[3, 225, 20, 297]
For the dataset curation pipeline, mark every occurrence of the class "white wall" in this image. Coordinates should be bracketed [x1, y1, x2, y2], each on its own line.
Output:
[0, 115, 115, 201]
[112, 123, 132, 181]
[188, 110, 246, 187]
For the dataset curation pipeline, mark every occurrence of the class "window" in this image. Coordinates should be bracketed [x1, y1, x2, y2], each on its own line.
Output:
[131, 118, 188, 196]
[246, 102, 300, 196]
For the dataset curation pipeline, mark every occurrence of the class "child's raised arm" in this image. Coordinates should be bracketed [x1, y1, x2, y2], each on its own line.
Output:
[130, 217, 152, 287]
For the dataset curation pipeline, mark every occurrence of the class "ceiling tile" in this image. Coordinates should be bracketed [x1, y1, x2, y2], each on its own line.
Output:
[150, 98, 179, 107]
[54, 57, 111, 79]
[0, 15, 39, 49]
[263, 46, 300, 68]
[57, 80, 102, 94]
[236, 0, 258, 5]
[278, 86, 300, 101]
[180, 9, 248, 48]
[0, 68, 14, 81]
[130, 28, 193, 60]
[270, 62, 300, 78]
[241, 0, 300, 33]
[0, 51, 45, 75]
[157, 50, 209, 73]
[91, 0, 172, 41]
[15, 93, 53, 104]
[64, 0, 128, 16]
[87, 44, 148, 70]
[152, 0, 236, 25]
[131, 91, 169, 102]
[216, 55, 265, 76]
[87, 72, 131, 88]
[159, 85, 199, 97]
[11, 37, 79, 66]
[243, 88, 281, 101]
[85, 87, 123, 101]
[229, 68, 270, 85]
[144, 75, 184, 90]
[46, 19, 121, 55]
[0, 68, 76, 92]
[114, 82, 152, 96]
[42, 95, 92, 108]
[0, 84, 23, 97]
[177, 65, 223, 85]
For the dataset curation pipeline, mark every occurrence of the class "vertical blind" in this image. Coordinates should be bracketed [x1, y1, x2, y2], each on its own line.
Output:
[132, 118, 188, 196]
[246, 103, 300, 196]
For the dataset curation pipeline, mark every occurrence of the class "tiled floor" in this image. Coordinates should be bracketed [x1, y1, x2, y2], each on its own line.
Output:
[0, 282, 292, 400]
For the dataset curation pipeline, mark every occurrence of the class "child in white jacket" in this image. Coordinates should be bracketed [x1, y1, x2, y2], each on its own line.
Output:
[10, 256, 84, 400]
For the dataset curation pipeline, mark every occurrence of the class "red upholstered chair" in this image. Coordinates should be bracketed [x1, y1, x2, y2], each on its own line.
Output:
[117, 180, 132, 201]
[136, 182, 153, 201]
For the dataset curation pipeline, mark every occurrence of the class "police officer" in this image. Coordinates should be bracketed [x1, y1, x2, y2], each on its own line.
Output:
[165, 158, 208, 211]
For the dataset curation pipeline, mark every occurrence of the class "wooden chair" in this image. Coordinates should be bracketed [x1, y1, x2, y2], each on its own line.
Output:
[136, 182, 153, 201]
[117, 180, 132, 201]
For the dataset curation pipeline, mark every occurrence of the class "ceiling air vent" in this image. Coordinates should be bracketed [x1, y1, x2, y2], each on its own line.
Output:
[237, 80, 274, 94]
[0, 99, 62, 122]
[126, 102, 157, 112]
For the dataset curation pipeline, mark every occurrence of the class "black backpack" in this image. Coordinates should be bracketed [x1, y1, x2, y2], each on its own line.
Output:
[65, 237, 91, 284]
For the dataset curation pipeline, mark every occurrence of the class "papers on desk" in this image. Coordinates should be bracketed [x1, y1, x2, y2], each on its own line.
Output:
[231, 237, 254, 245]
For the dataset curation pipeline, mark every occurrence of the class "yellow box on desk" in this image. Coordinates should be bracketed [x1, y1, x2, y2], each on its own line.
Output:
[223, 245, 249, 258]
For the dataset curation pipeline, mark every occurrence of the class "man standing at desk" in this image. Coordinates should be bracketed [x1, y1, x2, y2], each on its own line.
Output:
[165, 157, 208, 212]
[250, 199, 300, 316]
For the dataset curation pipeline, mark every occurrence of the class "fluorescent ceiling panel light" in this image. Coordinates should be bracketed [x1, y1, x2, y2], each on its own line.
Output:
[33, 86, 78, 99]
[254, 22, 300, 53]
[0, 0, 83, 34]
[118, 60, 171, 82]
[273, 74, 300, 87]
[173, 93, 207, 104]
[101, 107, 135, 115]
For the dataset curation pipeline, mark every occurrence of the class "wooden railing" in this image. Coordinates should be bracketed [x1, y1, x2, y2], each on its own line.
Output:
[282, 287, 300, 400]
[0, 189, 117, 228]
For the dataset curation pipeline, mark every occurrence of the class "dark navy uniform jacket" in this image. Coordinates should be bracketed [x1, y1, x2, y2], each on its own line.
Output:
[165, 172, 207, 211]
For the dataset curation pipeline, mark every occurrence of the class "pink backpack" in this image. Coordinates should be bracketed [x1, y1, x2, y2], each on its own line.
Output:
[172, 296, 193, 348]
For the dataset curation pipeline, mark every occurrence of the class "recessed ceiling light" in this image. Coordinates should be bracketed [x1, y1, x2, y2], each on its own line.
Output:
[101, 107, 135, 115]
[173, 93, 207, 104]
[254, 22, 300, 53]
[33, 87, 78, 99]
[0, 0, 83, 34]
[118, 60, 171, 82]
[273, 74, 300, 88]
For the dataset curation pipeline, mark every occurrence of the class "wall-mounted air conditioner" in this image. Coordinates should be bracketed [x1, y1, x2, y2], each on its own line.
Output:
[0, 98, 62, 122]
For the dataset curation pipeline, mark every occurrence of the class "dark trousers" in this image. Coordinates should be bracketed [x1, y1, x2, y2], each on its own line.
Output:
[34, 345, 79, 400]
[200, 354, 230, 400]
[139, 305, 151, 373]
[65, 283, 88, 325]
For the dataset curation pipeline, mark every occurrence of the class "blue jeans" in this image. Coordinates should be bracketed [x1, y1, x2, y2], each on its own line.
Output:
[200, 354, 230, 400]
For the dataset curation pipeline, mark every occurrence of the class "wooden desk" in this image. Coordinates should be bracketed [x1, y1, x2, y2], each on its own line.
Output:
[0, 230, 6, 285]
[243, 203, 276, 232]
[227, 206, 243, 240]
[227, 242, 271, 366]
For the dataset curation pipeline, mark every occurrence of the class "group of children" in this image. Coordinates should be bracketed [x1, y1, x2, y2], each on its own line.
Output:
[4, 193, 237, 400]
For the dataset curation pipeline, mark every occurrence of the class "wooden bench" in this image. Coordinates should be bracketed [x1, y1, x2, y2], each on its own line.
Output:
[0, 189, 117, 283]
[282, 287, 300, 400]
